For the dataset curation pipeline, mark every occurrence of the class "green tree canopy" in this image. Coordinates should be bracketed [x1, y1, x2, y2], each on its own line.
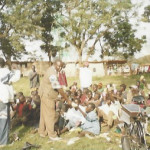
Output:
[142, 5, 150, 22]
[102, 18, 146, 59]
[57, 0, 146, 63]
[40, 0, 62, 63]
[0, 0, 44, 63]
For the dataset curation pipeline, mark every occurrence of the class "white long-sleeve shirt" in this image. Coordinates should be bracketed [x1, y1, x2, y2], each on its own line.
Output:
[79, 67, 92, 89]
[0, 68, 20, 103]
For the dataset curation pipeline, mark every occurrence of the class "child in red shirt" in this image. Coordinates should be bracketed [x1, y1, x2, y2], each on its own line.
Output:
[11, 95, 32, 127]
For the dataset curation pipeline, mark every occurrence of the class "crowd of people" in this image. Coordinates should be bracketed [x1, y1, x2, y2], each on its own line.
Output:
[0, 58, 150, 146]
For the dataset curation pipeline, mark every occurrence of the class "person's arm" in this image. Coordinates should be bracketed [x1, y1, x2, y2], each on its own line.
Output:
[9, 70, 21, 83]
[77, 106, 87, 118]
[57, 88, 71, 105]
[49, 74, 71, 105]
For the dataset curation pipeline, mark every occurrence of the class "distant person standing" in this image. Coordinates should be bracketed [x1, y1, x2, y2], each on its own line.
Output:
[79, 61, 92, 90]
[28, 65, 40, 92]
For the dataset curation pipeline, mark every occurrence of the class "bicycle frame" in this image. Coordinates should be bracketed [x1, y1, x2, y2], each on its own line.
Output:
[122, 117, 147, 150]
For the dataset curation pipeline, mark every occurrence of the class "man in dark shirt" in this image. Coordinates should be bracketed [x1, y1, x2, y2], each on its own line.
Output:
[28, 65, 40, 91]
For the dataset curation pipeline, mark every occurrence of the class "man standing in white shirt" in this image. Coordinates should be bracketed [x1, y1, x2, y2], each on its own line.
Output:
[79, 61, 92, 90]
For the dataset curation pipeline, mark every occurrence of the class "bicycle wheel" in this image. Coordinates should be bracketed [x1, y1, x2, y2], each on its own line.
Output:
[121, 136, 131, 150]
[130, 121, 147, 150]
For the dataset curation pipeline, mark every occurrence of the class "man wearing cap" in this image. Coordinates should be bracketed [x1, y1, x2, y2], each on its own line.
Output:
[79, 61, 92, 90]
[38, 59, 71, 141]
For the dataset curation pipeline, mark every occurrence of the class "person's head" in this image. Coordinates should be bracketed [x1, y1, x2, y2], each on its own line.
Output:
[120, 84, 126, 91]
[16, 92, 24, 99]
[136, 81, 140, 87]
[92, 84, 98, 92]
[77, 89, 82, 97]
[73, 82, 77, 86]
[32, 65, 36, 72]
[83, 61, 89, 68]
[83, 88, 89, 95]
[11, 64, 18, 70]
[66, 90, 71, 97]
[0, 57, 5, 68]
[62, 62, 66, 68]
[140, 75, 145, 81]
[54, 59, 63, 72]
[74, 98, 80, 108]
[108, 87, 114, 94]
[94, 92, 100, 100]
[116, 90, 122, 97]
[98, 83, 103, 89]
[106, 99, 111, 106]
[19, 95, 26, 103]
[87, 90, 92, 99]
[86, 103, 95, 113]
[26, 96, 32, 104]
[31, 90, 38, 97]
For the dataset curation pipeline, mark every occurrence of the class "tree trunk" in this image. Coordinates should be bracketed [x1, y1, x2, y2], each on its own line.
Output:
[103, 62, 108, 76]
[6, 55, 12, 70]
[78, 49, 83, 66]
[48, 51, 52, 66]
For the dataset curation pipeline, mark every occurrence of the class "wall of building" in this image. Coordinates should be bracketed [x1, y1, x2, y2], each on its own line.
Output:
[12, 61, 125, 77]
[64, 62, 105, 77]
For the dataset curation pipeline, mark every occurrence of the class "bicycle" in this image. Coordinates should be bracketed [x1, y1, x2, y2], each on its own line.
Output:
[120, 104, 149, 150]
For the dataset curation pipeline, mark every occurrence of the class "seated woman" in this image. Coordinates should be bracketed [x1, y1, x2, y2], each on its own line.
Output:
[60, 98, 86, 134]
[78, 103, 100, 136]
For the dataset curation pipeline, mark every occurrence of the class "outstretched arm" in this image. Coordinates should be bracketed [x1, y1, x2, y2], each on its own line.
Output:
[57, 88, 71, 105]
[77, 106, 87, 118]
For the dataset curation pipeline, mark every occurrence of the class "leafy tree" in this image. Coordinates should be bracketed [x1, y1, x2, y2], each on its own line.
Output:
[102, 18, 146, 59]
[57, 0, 146, 63]
[0, 0, 44, 65]
[40, 0, 62, 63]
[143, 5, 150, 22]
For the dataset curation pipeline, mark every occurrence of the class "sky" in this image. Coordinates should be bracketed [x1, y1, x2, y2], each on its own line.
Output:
[5, 0, 150, 62]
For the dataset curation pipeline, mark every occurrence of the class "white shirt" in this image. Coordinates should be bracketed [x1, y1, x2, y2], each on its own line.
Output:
[79, 67, 92, 88]
[64, 105, 86, 124]
[98, 103, 119, 118]
[0, 68, 20, 103]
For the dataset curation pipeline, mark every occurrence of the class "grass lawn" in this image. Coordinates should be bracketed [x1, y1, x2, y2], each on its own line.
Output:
[1, 74, 150, 150]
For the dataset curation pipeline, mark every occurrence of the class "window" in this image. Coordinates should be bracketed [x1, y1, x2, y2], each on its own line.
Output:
[93, 68, 96, 72]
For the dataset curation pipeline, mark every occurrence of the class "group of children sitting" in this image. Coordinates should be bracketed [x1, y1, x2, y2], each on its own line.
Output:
[54, 77, 150, 137]
[10, 76, 150, 138]
[10, 90, 40, 128]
